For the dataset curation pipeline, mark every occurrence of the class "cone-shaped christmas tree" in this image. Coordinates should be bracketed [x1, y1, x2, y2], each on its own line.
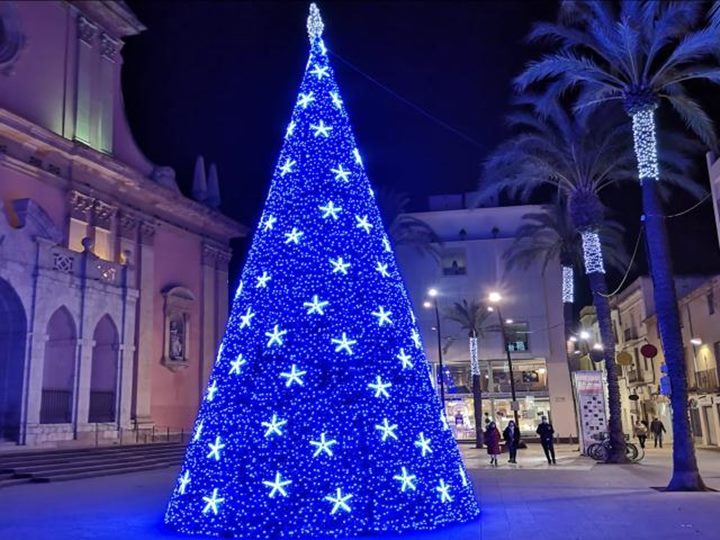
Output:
[165, 5, 480, 538]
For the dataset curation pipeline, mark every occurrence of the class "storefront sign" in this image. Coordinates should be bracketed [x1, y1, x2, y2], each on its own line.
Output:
[572, 371, 607, 454]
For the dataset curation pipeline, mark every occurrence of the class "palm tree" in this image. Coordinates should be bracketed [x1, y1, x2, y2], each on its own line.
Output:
[504, 200, 629, 339]
[376, 187, 441, 261]
[514, 0, 718, 490]
[444, 299, 493, 449]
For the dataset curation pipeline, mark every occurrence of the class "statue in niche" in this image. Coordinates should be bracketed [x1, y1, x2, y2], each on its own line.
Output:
[169, 317, 184, 361]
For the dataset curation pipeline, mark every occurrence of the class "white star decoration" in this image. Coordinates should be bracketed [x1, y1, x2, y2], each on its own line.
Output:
[375, 262, 390, 278]
[331, 163, 350, 182]
[325, 488, 352, 515]
[193, 420, 203, 442]
[178, 471, 191, 494]
[256, 272, 271, 288]
[263, 215, 277, 231]
[397, 348, 413, 369]
[459, 466, 469, 487]
[330, 257, 351, 275]
[372, 306, 393, 326]
[229, 354, 247, 375]
[436, 479, 453, 503]
[207, 436, 226, 461]
[310, 120, 332, 138]
[368, 376, 392, 398]
[375, 418, 398, 441]
[411, 329, 422, 348]
[393, 467, 417, 492]
[285, 121, 295, 139]
[310, 432, 338, 458]
[332, 333, 357, 355]
[262, 413, 287, 438]
[202, 488, 224, 515]
[353, 148, 363, 166]
[355, 215, 373, 233]
[304, 294, 329, 315]
[319, 201, 342, 220]
[280, 364, 307, 387]
[263, 471, 292, 498]
[265, 325, 288, 347]
[382, 236, 392, 252]
[240, 307, 255, 328]
[329, 91, 343, 109]
[298, 92, 315, 109]
[206, 380, 218, 402]
[234, 280, 243, 300]
[279, 157, 296, 177]
[284, 227, 304, 244]
[415, 432, 432, 457]
[310, 64, 329, 79]
[214, 343, 225, 365]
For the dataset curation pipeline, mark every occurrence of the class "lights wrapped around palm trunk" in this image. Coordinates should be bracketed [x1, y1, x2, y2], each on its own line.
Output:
[631, 108, 659, 182]
[581, 230, 605, 275]
[469, 336, 479, 376]
[561, 265, 574, 304]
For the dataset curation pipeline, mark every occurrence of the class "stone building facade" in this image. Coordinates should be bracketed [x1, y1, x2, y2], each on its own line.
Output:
[0, 1, 245, 446]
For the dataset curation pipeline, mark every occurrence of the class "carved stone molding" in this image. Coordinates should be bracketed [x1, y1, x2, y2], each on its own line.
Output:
[77, 15, 97, 45]
[216, 249, 232, 271]
[139, 222, 156, 246]
[118, 211, 139, 240]
[202, 243, 231, 268]
[92, 200, 116, 229]
[99, 33, 119, 61]
[161, 286, 195, 372]
[69, 190, 94, 221]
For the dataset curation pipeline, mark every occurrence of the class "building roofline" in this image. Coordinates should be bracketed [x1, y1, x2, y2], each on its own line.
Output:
[69, 1, 146, 38]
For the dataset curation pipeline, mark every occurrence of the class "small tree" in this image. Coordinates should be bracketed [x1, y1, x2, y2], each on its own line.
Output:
[444, 300, 493, 449]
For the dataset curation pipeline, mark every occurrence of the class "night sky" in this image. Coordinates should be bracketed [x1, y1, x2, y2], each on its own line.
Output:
[121, 0, 720, 301]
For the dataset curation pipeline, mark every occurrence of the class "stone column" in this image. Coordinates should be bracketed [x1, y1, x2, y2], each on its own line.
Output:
[132, 222, 155, 428]
[200, 244, 217, 394]
[215, 249, 231, 354]
[23, 332, 48, 426]
[74, 336, 95, 433]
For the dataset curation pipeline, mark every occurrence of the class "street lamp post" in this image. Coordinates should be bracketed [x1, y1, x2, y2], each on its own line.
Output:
[425, 289, 446, 410]
[488, 292, 521, 441]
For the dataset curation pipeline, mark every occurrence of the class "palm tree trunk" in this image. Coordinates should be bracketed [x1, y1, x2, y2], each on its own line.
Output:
[631, 107, 705, 490]
[470, 333, 483, 448]
[586, 270, 628, 463]
[643, 179, 705, 490]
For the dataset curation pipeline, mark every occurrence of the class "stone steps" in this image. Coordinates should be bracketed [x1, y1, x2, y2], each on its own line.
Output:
[0, 442, 186, 487]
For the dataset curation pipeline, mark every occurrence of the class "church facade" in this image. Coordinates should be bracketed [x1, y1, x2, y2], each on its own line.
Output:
[0, 1, 245, 446]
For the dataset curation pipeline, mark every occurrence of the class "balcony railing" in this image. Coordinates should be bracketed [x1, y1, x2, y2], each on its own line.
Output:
[695, 369, 718, 391]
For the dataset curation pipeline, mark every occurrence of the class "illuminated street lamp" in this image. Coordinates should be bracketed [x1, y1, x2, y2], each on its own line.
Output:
[488, 291, 521, 439]
[424, 288, 446, 409]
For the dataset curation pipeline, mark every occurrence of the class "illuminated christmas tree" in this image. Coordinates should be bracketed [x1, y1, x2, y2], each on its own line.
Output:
[165, 4, 480, 538]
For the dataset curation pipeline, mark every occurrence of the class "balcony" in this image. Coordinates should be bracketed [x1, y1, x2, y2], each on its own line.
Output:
[695, 369, 719, 392]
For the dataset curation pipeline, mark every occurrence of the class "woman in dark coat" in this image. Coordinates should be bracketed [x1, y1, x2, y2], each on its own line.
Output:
[485, 421, 502, 466]
[503, 420, 520, 463]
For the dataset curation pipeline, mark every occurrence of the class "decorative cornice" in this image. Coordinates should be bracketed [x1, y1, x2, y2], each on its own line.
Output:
[139, 222, 156, 246]
[118, 211, 139, 240]
[92, 200, 116, 229]
[99, 33, 120, 61]
[77, 15, 97, 45]
[69, 190, 94, 220]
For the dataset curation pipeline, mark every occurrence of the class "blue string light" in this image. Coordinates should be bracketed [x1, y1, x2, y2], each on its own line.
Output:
[164, 4, 480, 538]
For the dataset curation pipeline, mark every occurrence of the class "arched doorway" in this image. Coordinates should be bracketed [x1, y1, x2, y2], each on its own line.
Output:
[40, 307, 77, 424]
[0, 278, 27, 442]
[88, 315, 118, 423]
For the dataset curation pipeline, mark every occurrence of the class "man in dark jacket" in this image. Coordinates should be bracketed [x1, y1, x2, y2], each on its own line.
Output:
[536, 416, 556, 464]
[650, 417, 666, 448]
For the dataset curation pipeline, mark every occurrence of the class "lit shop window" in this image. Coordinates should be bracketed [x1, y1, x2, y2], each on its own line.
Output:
[441, 249, 467, 276]
[68, 217, 88, 253]
[505, 321, 529, 352]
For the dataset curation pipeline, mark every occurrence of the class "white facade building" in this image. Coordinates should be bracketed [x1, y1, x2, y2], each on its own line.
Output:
[395, 195, 576, 440]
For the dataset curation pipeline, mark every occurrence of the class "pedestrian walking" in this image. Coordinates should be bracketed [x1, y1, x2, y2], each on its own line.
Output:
[634, 419, 648, 449]
[536, 416, 556, 464]
[650, 417, 666, 448]
[503, 420, 520, 464]
[485, 421, 501, 466]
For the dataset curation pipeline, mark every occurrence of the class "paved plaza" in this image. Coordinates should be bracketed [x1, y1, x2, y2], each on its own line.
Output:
[1, 443, 720, 539]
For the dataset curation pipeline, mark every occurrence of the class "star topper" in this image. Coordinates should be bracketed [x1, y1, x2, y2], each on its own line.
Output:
[307, 2, 324, 41]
